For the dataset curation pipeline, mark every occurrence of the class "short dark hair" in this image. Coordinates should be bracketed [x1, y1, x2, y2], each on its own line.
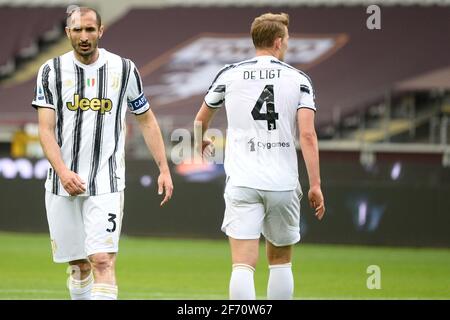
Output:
[66, 6, 102, 28]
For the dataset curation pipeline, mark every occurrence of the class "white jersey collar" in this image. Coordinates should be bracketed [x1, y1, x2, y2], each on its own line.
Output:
[71, 48, 106, 69]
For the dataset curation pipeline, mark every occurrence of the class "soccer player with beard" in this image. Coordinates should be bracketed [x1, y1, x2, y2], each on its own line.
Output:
[32, 6, 173, 300]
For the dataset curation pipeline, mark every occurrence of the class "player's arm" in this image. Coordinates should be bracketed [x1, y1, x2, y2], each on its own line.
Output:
[135, 109, 173, 206]
[195, 65, 227, 159]
[194, 102, 219, 159]
[37, 108, 86, 195]
[297, 108, 325, 220]
[127, 61, 173, 206]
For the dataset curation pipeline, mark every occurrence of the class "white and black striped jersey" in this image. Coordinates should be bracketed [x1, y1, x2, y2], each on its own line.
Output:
[204, 55, 316, 191]
[32, 48, 150, 196]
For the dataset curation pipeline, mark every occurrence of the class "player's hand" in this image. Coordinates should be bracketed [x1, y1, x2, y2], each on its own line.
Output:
[60, 169, 86, 196]
[158, 171, 173, 207]
[194, 138, 214, 163]
[201, 138, 214, 158]
[308, 186, 325, 220]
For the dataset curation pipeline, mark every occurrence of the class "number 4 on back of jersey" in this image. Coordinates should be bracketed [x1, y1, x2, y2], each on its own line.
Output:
[251, 85, 279, 130]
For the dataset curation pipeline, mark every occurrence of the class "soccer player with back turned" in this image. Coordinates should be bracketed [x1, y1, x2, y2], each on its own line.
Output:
[32, 7, 173, 299]
[195, 13, 325, 299]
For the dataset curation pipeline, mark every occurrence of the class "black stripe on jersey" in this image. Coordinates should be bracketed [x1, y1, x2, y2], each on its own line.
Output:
[88, 63, 107, 195]
[133, 67, 143, 93]
[32, 85, 39, 109]
[52, 57, 63, 194]
[70, 64, 85, 174]
[235, 60, 257, 67]
[108, 157, 115, 193]
[208, 99, 225, 106]
[109, 58, 131, 193]
[207, 64, 236, 92]
[270, 59, 315, 93]
[42, 64, 53, 105]
[207, 60, 257, 92]
[213, 85, 225, 93]
[300, 84, 311, 94]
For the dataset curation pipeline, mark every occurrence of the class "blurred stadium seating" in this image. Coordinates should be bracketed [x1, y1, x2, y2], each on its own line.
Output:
[1, 1, 449, 144]
[0, 5, 65, 79]
[0, 0, 449, 247]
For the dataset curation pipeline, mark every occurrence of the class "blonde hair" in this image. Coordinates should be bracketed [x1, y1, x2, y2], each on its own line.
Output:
[251, 13, 289, 49]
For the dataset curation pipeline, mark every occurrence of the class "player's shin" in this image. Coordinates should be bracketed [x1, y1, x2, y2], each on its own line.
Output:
[267, 262, 294, 300]
[69, 271, 94, 300]
[229, 263, 256, 300]
[91, 283, 118, 300]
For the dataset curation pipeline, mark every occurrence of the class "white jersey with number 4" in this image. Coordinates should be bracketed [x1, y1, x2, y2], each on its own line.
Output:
[32, 48, 149, 196]
[204, 55, 316, 191]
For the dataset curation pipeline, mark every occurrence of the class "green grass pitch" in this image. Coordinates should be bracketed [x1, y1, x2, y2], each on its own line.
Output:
[0, 232, 448, 299]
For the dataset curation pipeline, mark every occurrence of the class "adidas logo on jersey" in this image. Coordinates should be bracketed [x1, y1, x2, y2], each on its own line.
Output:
[67, 94, 113, 114]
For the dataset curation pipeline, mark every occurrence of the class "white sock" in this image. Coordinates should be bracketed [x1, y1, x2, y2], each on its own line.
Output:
[267, 263, 294, 300]
[229, 264, 256, 300]
[91, 283, 118, 300]
[69, 272, 93, 300]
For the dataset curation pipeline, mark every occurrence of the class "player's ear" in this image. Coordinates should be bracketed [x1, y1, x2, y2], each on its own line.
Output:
[65, 26, 71, 39]
[98, 25, 104, 39]
[274, 37, 282, 50]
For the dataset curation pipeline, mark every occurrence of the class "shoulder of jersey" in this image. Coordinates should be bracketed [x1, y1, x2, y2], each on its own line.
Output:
[85, 49, 138, 71]
[40, 56, 60, 71]
[217, 58, 259, 78]
[101, 49, 134, 65]
[40, 51, 72, 70]
[235, 58, 259, 67]
[60, 50, 74, 63]
[269, 59, 313, 83]
[228, 58, 259, 71]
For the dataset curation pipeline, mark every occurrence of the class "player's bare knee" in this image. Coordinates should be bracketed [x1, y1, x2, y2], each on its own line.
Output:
[231, 251, 258, 268]
[268, 256, 291, 265]
[233, 258, 258, 269]
[229, 238, 259, 267]
[266, 244, 292, 265]
[89, 253, 115, 273]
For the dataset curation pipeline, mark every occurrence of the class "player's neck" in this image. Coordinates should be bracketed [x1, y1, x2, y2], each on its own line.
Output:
[74, 48, 100, 65]
[255, 48, 280, 60]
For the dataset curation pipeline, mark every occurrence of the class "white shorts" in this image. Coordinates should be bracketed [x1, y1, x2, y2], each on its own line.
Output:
[45, 191, 124, 263]
[222, 179, 303, 246]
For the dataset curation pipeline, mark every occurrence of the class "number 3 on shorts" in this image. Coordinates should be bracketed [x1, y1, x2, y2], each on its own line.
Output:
[106, 213, 117, 233]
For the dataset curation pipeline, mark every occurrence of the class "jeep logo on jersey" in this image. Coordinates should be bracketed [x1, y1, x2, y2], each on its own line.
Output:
[142, 34, 348, 106]
[67, 94, 112, 114]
